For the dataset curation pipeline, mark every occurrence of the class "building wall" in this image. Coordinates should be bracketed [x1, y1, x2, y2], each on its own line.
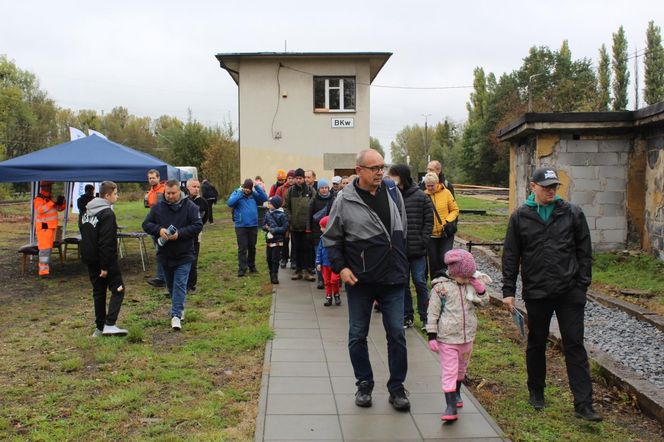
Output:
[237, 58, 371, 184]
[642, 129, 664, 260]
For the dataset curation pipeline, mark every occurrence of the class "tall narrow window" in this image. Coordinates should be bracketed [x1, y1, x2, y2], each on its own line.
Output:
[314, 76, 356, 112]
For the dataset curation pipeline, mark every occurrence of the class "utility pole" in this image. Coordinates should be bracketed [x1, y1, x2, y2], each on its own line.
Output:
[634, 45, 640, 109]
[421, 113, 431, 167]
[528, 73, 544, 112]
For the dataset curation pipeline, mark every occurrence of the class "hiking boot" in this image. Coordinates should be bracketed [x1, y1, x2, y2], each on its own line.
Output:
[147, 278, 165, 288]
[171, 316, 181, 331]
[529, 390, 545, 410]
[324, 296, 333, 307]
[290, 261, 297, 270]
[455, 381, 464, 407]
[279, 260, 287, 269]
[237, 269, 246, 277]
[389, 387, 411, 411]
[303, 273, 316, 282]
[291, 271, 303, 280]
[403, 317, 414, 329]
[574, 404, 603, 421]
[270, 273, 279, 284]
[91, 328, 103, 338]
[355, 380, 373, 407]
[441, 391, 458, 421]
[102, 324, 128, 336]
[249, 267, 258, 273]
[334, 294, 341, 306]
[317, 282, 325, 289]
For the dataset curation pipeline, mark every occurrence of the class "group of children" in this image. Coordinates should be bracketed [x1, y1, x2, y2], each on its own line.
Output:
[263, 189, 492, 423]
[262, 195, 341, 306]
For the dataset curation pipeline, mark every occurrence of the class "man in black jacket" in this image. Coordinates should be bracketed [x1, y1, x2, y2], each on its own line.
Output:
[201, 179, 218, 224]
[143, 180, 203, 331]
[502, 167, 601, 422]
[186, 179, 209, 293]
[387, 164, 433, 330]
[322, 149, 411, 412]
[80, 181, 127, 337]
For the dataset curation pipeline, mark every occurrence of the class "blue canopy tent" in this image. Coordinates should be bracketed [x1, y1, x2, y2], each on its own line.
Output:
[0, 134, 192, 243]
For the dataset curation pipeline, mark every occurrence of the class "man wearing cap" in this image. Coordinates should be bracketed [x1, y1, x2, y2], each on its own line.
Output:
[33, 181, 66, 277]
[284, 168, 316, 281]
[502, 166, 601, 421]
[331, 176, 342, 193]
[227, 178, 268, 277]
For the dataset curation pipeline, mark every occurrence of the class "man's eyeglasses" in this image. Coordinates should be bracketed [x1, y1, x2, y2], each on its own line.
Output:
[359, 164, 385, 173]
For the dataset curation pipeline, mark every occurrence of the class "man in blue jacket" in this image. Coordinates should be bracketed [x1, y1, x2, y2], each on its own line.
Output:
[322, 149, 411, 411]
[227, 178, 268, 277]
[143, 180, 203, 331]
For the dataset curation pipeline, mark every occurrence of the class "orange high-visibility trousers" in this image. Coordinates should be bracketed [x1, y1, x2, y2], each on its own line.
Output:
[37, 227, 55, 276]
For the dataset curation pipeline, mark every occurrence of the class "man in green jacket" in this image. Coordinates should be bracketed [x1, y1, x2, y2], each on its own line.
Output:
[284, 168, 315, 281]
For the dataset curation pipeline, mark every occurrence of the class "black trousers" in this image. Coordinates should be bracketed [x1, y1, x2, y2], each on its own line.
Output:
[266, 245, 282, 275]
[426, 234, 455, 279]
[281, 236, 290, 262]
[235, 227, 258, 271]
[291, 231, 313, 271]
[525, 292, 593, 407]
[206, 199, 215, 223]
[86, 261, 124, 331]
[188, 241, 201, 289]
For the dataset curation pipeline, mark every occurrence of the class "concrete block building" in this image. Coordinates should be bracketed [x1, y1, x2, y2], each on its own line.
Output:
[215, 52, 391, 183]
[498, 103, 664, 260]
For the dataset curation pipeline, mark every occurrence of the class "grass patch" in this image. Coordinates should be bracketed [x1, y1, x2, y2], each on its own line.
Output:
[0, 202, 271, 441]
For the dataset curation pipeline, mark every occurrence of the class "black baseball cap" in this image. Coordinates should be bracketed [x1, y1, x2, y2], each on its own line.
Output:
[531, 167, 561, 186]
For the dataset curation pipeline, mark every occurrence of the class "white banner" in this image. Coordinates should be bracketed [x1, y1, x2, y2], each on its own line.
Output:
[71, 182, 100, 214]
[69, 127, 86, 140]
[88, 129, 108, 139]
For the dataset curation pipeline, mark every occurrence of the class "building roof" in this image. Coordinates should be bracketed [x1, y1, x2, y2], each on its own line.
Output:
[497, 102, 664, 142]
[215, 52, 392, 85]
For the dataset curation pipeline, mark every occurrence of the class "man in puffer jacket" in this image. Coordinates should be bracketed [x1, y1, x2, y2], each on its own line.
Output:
[322, 149, 411, 412]
[502, 166, 601, 422]
[80, 181, 127, 337]
[387, 164, 433, 329]
[143, 180, 203, 331]
[227, 178, 268, 277]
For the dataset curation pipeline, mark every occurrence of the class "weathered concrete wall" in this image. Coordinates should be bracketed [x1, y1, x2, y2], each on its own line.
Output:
[643, 129, 664, 260]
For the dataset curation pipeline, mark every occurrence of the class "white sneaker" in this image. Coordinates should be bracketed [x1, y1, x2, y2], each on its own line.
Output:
[171, 316, 181, 330]
[102, 324, 128, 336]
[91, 328, 103, 338]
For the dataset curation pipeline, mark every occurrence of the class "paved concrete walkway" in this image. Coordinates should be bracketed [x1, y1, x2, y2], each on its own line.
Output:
[255, 268, 507, 441]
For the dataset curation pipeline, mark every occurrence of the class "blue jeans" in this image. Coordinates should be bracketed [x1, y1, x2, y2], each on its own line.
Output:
[152, 236, 166, 282]
[163, 261, 192, 319]
[346, 282, 407, 393]
[404, 255, 429, 323]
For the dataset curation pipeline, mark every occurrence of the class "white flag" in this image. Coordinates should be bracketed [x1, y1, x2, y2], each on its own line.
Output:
[88, 129, 108, 139]
[69, 127, 87, 141]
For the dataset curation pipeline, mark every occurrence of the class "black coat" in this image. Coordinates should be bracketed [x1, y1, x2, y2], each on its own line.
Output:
[142, 196, 203, 267]
[402, 183, 433, 259]
[502, 199, 592, 300]
[306, 192, 333, 233]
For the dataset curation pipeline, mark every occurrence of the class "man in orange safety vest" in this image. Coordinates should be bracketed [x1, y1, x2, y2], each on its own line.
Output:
[33, 181, 66, 276]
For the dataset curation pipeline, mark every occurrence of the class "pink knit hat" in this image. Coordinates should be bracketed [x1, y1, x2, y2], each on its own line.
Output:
[444, 249, 476, 278]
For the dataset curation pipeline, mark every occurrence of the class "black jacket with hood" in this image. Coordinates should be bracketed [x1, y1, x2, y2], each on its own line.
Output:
[502, 197, 592, 301]
[142, 193, 203, 267]
[401, 182, 433, 259]
[80, 198, 118, 270]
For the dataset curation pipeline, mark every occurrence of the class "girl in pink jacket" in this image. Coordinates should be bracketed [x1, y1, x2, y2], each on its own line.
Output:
[426, 249, 491, 422]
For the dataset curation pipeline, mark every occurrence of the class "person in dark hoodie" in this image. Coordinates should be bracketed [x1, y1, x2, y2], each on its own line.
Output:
[143, 180, 203, 331]
[262, 195, 289, 284]
[186, 178, 209, 293]
[502, 166, 601, 422]
[307, 178, 333, 289]
[80, 181, 127, 337]
[387, 164, 433, 330]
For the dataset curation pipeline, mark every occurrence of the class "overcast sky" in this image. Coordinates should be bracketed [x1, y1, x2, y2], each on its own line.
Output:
[3, 1, 663, 153]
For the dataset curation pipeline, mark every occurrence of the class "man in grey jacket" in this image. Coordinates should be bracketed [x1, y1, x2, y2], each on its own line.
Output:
[322, 149, 411, 411]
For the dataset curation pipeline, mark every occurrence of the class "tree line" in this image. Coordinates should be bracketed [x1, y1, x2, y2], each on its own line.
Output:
[0, 55, 239, 198]
[390, 22, 664, 186]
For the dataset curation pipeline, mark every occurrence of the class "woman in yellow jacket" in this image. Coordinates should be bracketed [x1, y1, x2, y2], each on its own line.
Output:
[424, 172, 459, 280]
